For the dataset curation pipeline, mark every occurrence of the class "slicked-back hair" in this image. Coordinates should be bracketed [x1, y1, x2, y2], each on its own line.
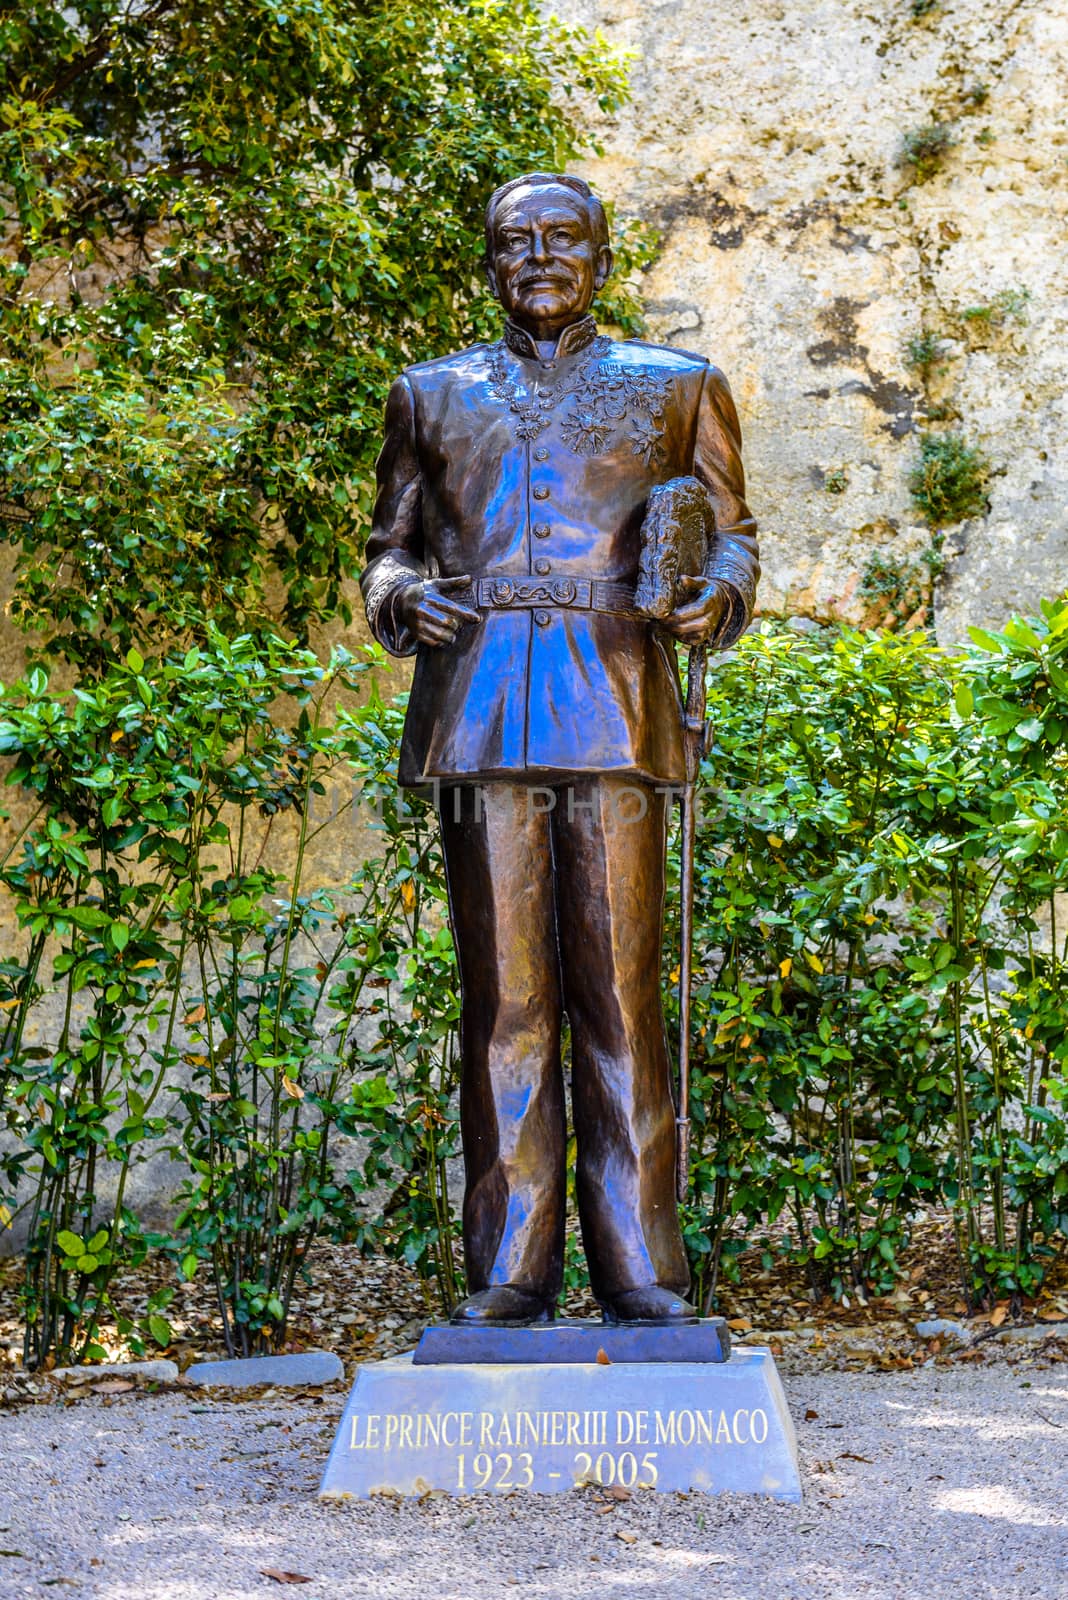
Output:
[484, 172, 610, 260]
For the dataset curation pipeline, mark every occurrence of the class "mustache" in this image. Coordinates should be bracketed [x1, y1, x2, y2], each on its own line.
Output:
[517, 270, 574, 287]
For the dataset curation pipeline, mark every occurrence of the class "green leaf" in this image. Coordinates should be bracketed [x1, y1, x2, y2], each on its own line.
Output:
[56, 1230, 84, 1258]
[148, 1315, 173, 1349]
[70, 905, 110, 928]
[968, 626, 1006, 654]
[126, 648, 145, 673]
[954, 681, 974, 718]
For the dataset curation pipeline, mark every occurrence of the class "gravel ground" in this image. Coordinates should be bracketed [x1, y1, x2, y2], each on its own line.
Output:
[2, 1363, 1067, 1600]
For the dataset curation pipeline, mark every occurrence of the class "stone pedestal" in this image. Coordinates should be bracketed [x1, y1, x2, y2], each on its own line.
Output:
[319, 1343, 801, 1502]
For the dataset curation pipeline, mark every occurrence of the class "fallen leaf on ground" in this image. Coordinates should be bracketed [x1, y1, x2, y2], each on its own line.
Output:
[91, 1380, 135, 1395]
[727, 1317, 751, 1332]
[804, 1408, 819, 1421]
[603, 1485, 631, 1502]
[614, 1530, 637, 1545]
[989, 1306, 1007, 1328]
[595, 1348, 611, 1365]
[838, 1451, 872, 1463]
[260, 1570, 312, 1585]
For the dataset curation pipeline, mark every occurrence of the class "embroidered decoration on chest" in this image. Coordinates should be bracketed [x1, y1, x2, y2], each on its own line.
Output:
[487, 343, 671, 462]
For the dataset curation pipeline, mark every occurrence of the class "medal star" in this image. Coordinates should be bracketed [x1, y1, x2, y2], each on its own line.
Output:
[560, 407, 612, 456]
[629, 412, 664, 466]
[514, 406, 548, 441]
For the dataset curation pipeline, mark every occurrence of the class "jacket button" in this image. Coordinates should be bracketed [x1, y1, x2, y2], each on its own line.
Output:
[534, 609, 551, 626]
[533, 523, 550, 539]
[532, 485, 549, 501]
[533, 447, 550, 462]
[534, 558, 551, 575]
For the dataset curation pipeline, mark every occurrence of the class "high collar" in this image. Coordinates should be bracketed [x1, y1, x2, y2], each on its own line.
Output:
[502, 314, 598, 360]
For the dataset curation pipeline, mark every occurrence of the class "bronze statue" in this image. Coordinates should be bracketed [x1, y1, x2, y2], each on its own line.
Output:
[361, 173, 759, 1326]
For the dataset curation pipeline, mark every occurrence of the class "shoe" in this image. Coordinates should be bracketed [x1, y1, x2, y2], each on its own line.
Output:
[600, 1285, 699, 1325]
[449, 1285, 555, 1326]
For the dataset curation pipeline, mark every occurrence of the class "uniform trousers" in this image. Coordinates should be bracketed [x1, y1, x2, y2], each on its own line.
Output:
[437, 776, 690, 1306]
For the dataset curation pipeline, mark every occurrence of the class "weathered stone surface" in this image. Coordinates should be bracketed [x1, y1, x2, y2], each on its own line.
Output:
[50, 1359, 179, 1384]
[995, 1322, 1068, 1342]
[915, 1319, 971, 1342]
[320, 1347, 800, 1500]
[558, 0, 1068, 640]
[185, 1350, 344, 1388]
[413, 1316, 730, 1365]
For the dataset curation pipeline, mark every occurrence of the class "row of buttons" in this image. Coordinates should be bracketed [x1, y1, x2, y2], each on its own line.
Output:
[532, 445, 552, 615]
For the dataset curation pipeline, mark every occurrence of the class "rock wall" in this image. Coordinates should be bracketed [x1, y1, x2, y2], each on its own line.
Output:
[561, 0, 1068, 640]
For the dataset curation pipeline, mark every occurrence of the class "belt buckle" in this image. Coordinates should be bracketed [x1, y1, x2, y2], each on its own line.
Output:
[482, 576, 592, 609]
[555, 578, 592, 608]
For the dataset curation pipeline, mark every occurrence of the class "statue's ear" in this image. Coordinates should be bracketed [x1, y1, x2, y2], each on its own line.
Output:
[593, 244, 615, 292]
[485, 254, 499, 299]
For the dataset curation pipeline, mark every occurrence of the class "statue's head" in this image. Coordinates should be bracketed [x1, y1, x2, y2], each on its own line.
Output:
[485, 172, 614, 337]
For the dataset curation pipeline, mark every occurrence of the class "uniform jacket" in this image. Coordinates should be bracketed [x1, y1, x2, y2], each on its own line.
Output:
[360, 314, 759, 787]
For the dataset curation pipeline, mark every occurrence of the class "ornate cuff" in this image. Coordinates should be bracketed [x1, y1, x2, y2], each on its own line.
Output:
[710, 581, 752, 650]
[362, 564, 422, 657]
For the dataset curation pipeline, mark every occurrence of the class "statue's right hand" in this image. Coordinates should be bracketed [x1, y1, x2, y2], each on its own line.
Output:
[397, 575, 481, 647]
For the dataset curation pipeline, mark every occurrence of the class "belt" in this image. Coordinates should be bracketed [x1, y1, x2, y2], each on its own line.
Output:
[467, 574, 638, 617]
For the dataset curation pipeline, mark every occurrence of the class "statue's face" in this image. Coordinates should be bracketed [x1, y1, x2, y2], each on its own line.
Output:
[487, 183, 612, 335]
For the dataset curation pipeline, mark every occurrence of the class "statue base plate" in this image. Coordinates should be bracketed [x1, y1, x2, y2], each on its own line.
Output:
[413, 1316, 729, 1365]
[320, 1345, 800, 1502]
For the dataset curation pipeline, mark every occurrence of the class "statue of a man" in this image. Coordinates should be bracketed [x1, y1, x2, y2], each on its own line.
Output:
[361, 172, 759, 1326]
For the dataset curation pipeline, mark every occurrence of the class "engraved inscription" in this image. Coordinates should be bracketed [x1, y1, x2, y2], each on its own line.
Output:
[346, 1405, 770, 1492]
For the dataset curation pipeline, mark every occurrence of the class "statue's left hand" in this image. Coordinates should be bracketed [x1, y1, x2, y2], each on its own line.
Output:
[662, 574, 728, 646]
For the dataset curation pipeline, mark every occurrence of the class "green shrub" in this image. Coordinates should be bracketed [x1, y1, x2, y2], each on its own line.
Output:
[900, 122, 955, 183]
[859, 533, 945, 629]
[904, 330, 947, 382]
[909, 432, 990, 525]
[672, 607, 1068, 1308]
[0, 637, 462, 1363]
[959, 288, 1031, 337]
[962, 81, 990, 109]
